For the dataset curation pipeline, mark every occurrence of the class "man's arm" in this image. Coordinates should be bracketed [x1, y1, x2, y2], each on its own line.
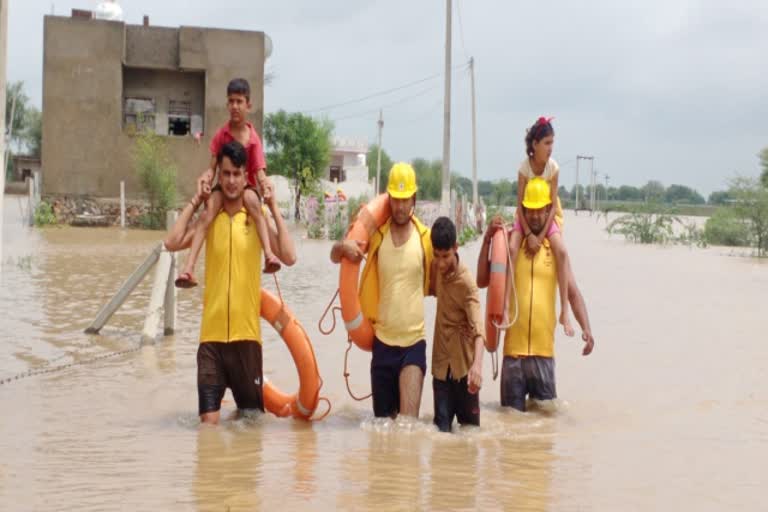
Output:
[263, 181, 296, 266]
[568, 278, 595, 356]
[164, 192, 205, 251]
[330, 240, 366, 264]
[476, 216, 504, 288]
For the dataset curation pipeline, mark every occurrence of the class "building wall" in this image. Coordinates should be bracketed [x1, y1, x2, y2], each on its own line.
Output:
[125, 25, 178, 69]
[123, 67, 205, 135]
[342, 152, 365, 168]
[42, 16, 265, 198]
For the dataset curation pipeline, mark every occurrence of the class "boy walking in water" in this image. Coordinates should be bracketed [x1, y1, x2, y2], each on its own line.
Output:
[175, 78, 280, 288]
[430, 217, 485, 432]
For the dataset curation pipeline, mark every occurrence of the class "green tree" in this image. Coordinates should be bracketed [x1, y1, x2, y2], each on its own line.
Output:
[4, 81, 42, 178]
[264, 110, 333, 220]
[616, 185, 643, 201]
[452, 174, 473, 197]
[134, 131, 177, 229]
[642, 180, 666, 203]
[665, 184, 705, 204]
[729, 176, 768, 256]
[477, 180, 494, 200]
[493, 179, 515, 206]
[412, 158, 442, 200]
[708, 190, 733, 205]
[704, 208, 750, 247]
[760, 147, 768, 188]
[23, 109, 42, 157]
[366, 144, 393, 194]
[5, 82, 30, 146]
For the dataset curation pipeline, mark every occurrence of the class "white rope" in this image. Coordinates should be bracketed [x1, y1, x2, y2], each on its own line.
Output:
[489, 223, 520, 380]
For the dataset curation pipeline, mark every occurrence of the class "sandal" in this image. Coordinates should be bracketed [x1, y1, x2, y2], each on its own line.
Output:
[174, 272, 198, 289]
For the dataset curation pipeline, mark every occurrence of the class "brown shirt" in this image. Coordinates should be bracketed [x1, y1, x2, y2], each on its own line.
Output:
[432, 261, 485, 381]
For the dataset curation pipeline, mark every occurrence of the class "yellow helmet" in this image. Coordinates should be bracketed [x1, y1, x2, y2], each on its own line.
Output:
[522, 177, 552, 209]
[387, 162, 418, 199]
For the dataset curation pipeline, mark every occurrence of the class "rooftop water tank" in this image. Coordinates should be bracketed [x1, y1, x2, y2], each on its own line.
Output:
[94, 0, 124, 21]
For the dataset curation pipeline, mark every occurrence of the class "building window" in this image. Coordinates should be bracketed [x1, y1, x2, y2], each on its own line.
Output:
[123, 67, 205, 137]
[124, 97, 156, 134]
[168, 99, 191, 136]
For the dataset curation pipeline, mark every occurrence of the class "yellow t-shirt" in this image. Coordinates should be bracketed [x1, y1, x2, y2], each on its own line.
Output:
[374, 228, 426, 347]
[199, 208, 263, 343]
[504, 241, 557, 357]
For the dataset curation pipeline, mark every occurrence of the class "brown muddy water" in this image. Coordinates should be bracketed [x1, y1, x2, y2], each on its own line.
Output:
[1, 194, 766, 511]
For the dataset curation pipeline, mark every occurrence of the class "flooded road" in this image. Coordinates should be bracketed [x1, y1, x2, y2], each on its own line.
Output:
[1, 194, 766, 511]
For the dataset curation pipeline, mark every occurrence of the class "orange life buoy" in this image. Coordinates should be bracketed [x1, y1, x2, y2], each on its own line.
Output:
[485, 229, 508, 352]
[260, 289, 323, 420]
[339, 193, 391, 351]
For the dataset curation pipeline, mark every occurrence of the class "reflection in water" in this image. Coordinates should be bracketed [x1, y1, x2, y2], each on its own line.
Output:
[366, 432, 424, 511]
[427, 436, 479, 511]
[494, 435, 554, 512]
[194, 422, 264, 511]
[290, 422, 318, 496]
[2, 198, 768, 511]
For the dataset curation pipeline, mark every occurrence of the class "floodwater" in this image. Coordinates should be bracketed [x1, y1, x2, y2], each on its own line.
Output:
[1, 194, 766, 511]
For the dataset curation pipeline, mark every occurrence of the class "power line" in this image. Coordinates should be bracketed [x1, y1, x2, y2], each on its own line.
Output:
[328, 83, 443, 123]
[302, 63, 468, 114]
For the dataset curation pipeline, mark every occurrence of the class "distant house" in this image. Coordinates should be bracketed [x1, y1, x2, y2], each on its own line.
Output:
[325, 136, 369, 185]
[11, 155, 42, 183]
[42, 9, 270, 198]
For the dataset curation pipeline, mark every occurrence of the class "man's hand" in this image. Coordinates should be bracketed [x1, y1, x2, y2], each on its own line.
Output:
[485, 215, 505, 241]
[197, 168, 215, 199]
[342, 240, 367, 263]
[467, 361, 483, 394]
[581, 330, 595, 356]
[262, 179, 276, 210]
[257, 170, 272, 200]
[525, 233, 541, 256]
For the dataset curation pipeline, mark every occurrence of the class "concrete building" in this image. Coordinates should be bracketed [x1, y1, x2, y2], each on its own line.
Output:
[322, 136, 373, 199]
[42, 11, 268, 198]
[11, 155, 42, 183]
[325, 136, 369, 184]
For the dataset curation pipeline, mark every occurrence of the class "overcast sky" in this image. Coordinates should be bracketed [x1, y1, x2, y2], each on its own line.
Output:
[6, 0, 768, 194]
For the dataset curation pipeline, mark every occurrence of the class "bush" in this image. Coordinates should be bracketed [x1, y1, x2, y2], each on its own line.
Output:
[704, 208, 750, 247]
[327, 201, 345, 241]
[458, 226, 478, 246]
[606, 205, 680, 244]
[134, 131, 177, 230]
[305, 194, 326, 239]
[33, 201, 57, 227]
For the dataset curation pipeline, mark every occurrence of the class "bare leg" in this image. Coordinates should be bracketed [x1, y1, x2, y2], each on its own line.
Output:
[177, 191, 222, 287]
[244, 189, 280, 274]
[548, 232, 574, 337]
[398, 365, 424, 418]
[200, 411, 221, 425]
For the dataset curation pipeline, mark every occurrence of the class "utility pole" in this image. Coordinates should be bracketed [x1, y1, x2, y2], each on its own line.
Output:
[469, 57, 478, 208]
[575, 155, 594, 212]
[440, 0, 452, 215]
[375, 109, 383, 194]
[0, 0, 8, 273]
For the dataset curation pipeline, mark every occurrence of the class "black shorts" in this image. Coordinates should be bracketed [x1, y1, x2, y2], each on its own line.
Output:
[433, 369, 480, 432]
[197, 341, 264, 415]
[370, 337, 427, 418]
[500, 356, 556, 412]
